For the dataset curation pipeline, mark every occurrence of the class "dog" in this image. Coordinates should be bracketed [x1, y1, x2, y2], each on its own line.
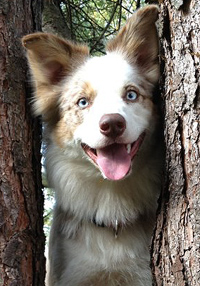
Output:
[22, 5, 163, 286]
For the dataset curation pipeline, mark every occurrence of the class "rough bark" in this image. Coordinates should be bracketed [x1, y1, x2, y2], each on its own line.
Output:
[152, 0, 200, 285]
[0, 1, 45, 285]
[43, 0, 71, 38]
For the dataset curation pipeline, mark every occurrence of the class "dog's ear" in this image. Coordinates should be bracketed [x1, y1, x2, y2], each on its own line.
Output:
[22, 33, 89, 120]
[106, 5, 159, 85]
[22, 33, 89, 85]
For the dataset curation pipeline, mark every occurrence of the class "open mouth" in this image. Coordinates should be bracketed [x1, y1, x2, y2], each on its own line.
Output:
[81, 133, 145, 181]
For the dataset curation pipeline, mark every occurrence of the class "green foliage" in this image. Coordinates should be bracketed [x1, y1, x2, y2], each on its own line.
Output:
[44, 187, 55, 238]
[61, 0, 146, 54]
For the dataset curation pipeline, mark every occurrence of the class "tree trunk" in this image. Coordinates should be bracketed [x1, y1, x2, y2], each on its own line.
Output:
[152, 1, 200, 285]
[43, 0, 71, 38]
[0, 1, 45, 285]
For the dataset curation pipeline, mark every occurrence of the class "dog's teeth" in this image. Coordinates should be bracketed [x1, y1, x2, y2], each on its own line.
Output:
[127, 144, 131, 154]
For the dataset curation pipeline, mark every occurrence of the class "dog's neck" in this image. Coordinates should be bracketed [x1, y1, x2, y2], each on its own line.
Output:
[92, 218, 120, 238]
[54, 205, 155, 240]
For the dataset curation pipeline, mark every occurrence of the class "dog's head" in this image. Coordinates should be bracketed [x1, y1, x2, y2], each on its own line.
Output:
[22, 5, 160, 181]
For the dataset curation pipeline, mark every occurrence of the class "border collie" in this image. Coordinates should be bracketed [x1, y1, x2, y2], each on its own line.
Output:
[23, 5, 163, 286]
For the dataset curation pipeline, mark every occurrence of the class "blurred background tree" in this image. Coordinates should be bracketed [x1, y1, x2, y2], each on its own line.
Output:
[42, 0, 148, 54]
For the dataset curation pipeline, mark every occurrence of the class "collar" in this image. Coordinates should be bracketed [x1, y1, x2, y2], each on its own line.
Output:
[92, 218, 120, 238]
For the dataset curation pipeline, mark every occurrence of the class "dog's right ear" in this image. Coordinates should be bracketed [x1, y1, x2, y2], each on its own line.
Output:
[106, 5, 159, 86]
[22, 33, 89, 119]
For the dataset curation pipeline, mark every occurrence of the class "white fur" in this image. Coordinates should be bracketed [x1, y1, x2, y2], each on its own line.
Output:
[45, 51, 163, 286]
[62, 53, 153, 149]
[22, 6, 161, 285]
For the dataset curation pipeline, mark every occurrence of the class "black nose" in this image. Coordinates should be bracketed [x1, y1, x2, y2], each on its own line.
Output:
[99, 113, 126, 139]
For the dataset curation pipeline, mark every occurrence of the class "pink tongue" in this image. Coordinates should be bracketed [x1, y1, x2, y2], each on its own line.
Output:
[96, 144, 131, 181]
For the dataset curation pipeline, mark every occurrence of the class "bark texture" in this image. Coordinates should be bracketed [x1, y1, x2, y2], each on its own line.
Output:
[0, 1, 45, 285]
[43, 0, 71, 38]
[152, 0, 200, 285]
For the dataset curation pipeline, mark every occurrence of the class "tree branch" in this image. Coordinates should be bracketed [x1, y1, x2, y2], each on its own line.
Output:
[90, 0, 120, 53]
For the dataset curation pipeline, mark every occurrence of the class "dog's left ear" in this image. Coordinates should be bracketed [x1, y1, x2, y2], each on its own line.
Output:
[106, 5, 159, 85]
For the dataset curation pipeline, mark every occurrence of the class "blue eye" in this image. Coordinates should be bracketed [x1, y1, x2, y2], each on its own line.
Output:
[126, 90, 138, 101]
[77, 97, 89, 109]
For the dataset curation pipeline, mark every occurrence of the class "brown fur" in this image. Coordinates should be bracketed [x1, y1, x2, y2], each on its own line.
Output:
[22, 33, 89, 124]
[22, 5, 162, 286]
[52, 81, 97, 146]
[22, 6, 159, 131]
[107, 5, 159, 85]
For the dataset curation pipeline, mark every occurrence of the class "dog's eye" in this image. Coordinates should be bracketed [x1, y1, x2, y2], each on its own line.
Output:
[126, 90, 138, 101]
[77, 97, 89, 109]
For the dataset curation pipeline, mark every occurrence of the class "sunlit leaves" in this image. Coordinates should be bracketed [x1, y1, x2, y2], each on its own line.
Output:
[61, 0, 140, 54]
